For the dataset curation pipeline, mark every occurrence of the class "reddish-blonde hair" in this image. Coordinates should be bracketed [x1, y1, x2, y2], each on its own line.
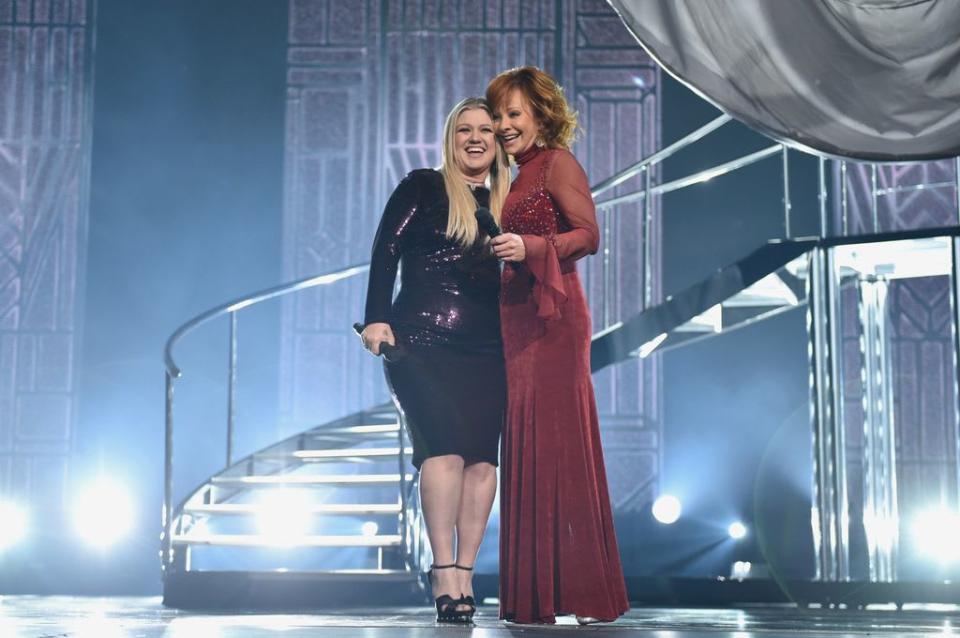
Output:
[485, 66, 579, 149]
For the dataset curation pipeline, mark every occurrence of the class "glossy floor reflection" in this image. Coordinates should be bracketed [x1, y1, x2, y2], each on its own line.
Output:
[1, 597, 958, 637]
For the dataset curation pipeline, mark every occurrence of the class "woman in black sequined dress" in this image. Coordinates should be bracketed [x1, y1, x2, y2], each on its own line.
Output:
[360, 98, 509, 621]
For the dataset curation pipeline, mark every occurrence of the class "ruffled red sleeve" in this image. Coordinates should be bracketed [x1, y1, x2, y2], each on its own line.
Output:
[520, 234, 568, 321]
[518, 150, 598, 321]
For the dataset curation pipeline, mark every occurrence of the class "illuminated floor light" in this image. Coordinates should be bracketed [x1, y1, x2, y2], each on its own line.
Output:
[731, 560, 752, 580]
[361, 521, 379, 537]
[0, 502, 28, 551]
[256, 489, 312, 546]
[913, 507, 960, 564]
[728, 521, 748, 540]
[652, 495, 682, 525]
[74, 480, 134, 548]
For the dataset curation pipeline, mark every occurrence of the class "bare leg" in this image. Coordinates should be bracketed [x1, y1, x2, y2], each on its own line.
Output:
[419, 454, 469, 610]
[454, 460, 497, 599]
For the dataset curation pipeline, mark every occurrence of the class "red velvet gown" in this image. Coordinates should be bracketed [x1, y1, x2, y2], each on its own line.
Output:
[498, 144, 629, 624]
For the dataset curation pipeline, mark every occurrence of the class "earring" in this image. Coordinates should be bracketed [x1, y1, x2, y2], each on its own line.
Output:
[535, 137, 545, 148]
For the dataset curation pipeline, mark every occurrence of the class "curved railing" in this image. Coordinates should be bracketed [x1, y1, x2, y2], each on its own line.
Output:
[162, 263, 370, 571]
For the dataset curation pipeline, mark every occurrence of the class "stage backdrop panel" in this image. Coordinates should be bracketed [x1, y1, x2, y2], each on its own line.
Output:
[281, 0, 662, 515]
[0, 0, 93, 510]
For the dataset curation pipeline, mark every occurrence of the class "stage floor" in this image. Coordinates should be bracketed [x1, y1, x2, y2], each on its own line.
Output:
[1, 596, 958, 636]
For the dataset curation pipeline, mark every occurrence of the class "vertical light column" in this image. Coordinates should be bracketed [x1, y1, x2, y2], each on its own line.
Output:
[808, 246, 850, 581]
[859, 276, 899, 582]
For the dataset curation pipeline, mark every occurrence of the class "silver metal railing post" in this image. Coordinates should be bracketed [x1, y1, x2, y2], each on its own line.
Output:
[819, 156, 828, 237]
[163, 370, 175, 574]
[782, 146, 791, 239]
[226, 311, 238, 467]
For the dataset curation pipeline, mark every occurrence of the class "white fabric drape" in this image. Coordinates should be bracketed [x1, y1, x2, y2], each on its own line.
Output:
[609, 0, 960, 161]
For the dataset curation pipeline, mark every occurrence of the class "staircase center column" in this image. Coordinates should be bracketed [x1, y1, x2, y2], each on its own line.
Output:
[858, 275, 899, 582]
[808, 246, 851, 581]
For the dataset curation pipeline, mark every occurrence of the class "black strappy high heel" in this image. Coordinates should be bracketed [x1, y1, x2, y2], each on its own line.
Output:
[429, 564, 468, 623]
[455, 564, 477, 621]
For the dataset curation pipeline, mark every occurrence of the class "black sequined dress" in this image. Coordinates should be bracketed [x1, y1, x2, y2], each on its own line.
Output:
[364, 169, 505, 469]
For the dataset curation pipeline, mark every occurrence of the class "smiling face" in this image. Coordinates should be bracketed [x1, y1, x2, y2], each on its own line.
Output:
[494, 89, 540, 156]
[453, 107, 497, 181]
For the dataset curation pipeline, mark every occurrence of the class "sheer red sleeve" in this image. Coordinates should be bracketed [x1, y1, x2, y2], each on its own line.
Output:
[520, 150, 599, 321]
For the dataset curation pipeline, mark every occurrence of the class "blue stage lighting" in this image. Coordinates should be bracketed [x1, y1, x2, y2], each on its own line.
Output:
[728, 521, 748, 540]
[913, 507, 960, 564]
[0, 501, 28, 551]
[652, 495, 682, 524]
[256, 489, 312, 547]
[74, 480, 134, 548]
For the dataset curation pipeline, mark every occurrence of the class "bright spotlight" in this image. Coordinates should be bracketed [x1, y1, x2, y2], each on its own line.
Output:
[728, 521, 748, 540]
[652, 495, 682, 525]
[74, 480, 134, 548]
[256, 489, 312, 546]
[731, 560, 752, 580]
[0, 502, 28, 551]
[361, 521, 379, 537]
[913, 507, 960, 564]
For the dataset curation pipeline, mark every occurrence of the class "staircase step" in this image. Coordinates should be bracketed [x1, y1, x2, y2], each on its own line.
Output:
[184, 503, 402, 516]
[211, 473, 413, 486]
[172, 533, 403, 547]
[295, 447, 413, 459]
[256, 447, 414, 461]
[312, 423, 401, 436]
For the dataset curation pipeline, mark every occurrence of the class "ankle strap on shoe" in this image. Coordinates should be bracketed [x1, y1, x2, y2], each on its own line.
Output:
[454, 564, 474, 570]
[431, 563, 456, 570]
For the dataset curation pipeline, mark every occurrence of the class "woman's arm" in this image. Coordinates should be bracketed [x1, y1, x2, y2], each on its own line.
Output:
[543, 149, 599, 260]
[362, 173, 419, 351]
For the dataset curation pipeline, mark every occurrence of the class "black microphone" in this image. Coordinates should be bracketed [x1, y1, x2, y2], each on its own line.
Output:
[475, 207, 500, 238]
[353, 322, 405, 362]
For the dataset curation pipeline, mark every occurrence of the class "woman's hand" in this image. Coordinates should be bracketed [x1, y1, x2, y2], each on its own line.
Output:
[360, 322, 396, 356]
[491, 233, 526, 262]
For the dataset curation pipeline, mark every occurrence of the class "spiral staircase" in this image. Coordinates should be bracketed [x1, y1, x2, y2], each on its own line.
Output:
[161, 114, 960, 609]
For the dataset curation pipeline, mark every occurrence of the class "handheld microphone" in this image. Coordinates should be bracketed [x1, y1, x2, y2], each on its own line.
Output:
[475, 207, 501, 238]
[353, 322, 405, 362]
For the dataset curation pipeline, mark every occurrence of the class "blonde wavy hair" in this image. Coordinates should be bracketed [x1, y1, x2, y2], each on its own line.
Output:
[440, 98, 510, 248]
[486, 66, 580, 150]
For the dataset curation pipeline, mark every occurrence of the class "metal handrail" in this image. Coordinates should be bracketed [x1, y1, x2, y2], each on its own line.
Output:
[590, 113, 732, 198]
[164, 263, 371, 378]
[595, 144, 783, 210]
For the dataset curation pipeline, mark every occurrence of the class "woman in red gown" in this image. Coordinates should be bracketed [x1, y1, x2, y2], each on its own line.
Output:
[486, 67, 629, 624]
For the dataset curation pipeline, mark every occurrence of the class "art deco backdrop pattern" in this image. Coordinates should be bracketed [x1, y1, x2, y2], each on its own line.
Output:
[0, 0, 92, 508]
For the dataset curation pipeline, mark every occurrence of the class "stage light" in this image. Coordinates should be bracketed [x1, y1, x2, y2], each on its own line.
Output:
[652, 495, 682, 525]
[361, 521, 379, 537]
[256, 489, 312, 546]
[0, 501, 28, 551]
[74, 480, 134, 548]
[912, 507, 960, 564]
[728, 521, 748, 540]
[731, 560, 752, 580]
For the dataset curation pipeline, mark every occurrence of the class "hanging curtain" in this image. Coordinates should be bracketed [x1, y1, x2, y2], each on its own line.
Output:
[608, 0, 960, 161]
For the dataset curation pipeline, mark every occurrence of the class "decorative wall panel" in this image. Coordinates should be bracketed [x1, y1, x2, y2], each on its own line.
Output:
[282, 0, 662, 511]
[0, 0, 93, 508]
